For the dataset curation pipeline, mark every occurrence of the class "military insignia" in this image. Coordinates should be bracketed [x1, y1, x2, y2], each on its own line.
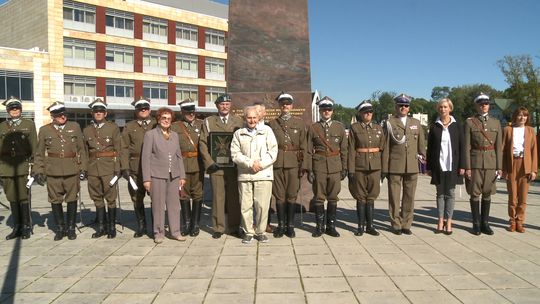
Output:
[195, 128, 199, 133]
[410, 125, 418, 130]
[106, 138, 110, 143]
[293, 129, 298, 133]
[335, 138, 339, 142]
[67, 130, 74, 133]
[21, 134, 25, 139]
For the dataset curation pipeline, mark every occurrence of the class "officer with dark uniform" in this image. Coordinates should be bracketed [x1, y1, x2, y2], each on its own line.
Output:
[171, 98, 204, 237]
[120, 97, 156, 237]
[464, 92, 502, 235]
[0, 97, 37, 240]
[268, 92, 307, 238]
[305, 97, 347, 237]
[83, 98, 121, 239]
[33, 101, 88, 241]
[382, 94, 426, 235]
[348, 101, 384, 236]
[199, 94, 243, 239]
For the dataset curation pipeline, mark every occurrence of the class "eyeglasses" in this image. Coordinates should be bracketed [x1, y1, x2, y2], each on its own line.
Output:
[399, 105, 410, 108]
[321, 108, 333, 112]
[138, 107, 150, 111]
[479, 102, 490, 106]
[362, 111, 373, 114]
[159, 117, 172, 121]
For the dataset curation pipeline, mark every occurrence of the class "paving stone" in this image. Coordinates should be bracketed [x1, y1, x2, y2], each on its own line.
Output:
[257, 293, 305, 304]
[208, 278, 255, 294]
[475, 273, 534, 289]
[101, 255, 144, 266]
[214, 265, 256, 278]
[21, 277, 78, 293]
[218, 255, 257, 266]
[433, 274, 490, 290]
[160, 278, 211, 293]
[296, 254, 336, 265]
[380, 262, 428, 276]
[44, 265, 93, 278]
[153, 293, 204, 304]
[420, 262, 469, 276]
[342, 264, 385, 277]
[256, 278, 303, 293]
[204, 293, 254, 304]
[498, 288, 540, 304]
[85, 265, 133, 278]
[390, 275, 444, 291]
[128, 266, 174, 279]
[452, 289, 512, 304]
[113, 278, 167, 293]
[404, 290, 462, 304]
[348, 276, 398, 292]
[299, 264, 343, 277]
[302, 277, 351, 293]
[257, 265, 300, 278]
[170, 265, 216, 279]
[102, 293, 156, 304]
[52, 293, 108, 304]
[68, 277, 123, 293]
[0, 292, 60, 304]
[139, 255, 181, 266]
[354, 291, 409, 304]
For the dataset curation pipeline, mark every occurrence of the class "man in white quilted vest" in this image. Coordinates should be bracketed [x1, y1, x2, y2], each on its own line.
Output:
[231, 106, 278, 244]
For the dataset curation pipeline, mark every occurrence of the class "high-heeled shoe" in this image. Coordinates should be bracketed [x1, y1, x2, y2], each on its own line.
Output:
[435, 222, 444, 234]
[444, 222, 452, 235]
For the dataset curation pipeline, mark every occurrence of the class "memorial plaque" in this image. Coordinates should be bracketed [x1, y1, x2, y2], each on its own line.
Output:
[209, 132, 234, 167]
[227, 0, 313, 122]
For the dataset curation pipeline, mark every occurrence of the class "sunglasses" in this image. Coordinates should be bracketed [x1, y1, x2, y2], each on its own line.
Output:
[399, 105, 410, 108]
[479, 102, 490, 106]
[362, 111, 373, 114]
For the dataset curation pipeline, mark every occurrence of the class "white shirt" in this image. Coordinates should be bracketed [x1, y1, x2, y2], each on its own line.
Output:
[513, 127, 525, 155]
[400, 116, 407, 126]
[436, 116, 456, 172]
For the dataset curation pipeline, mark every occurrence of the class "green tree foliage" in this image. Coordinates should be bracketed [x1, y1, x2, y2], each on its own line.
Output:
[370, 91, 395, 123]
[444, 84, 501, 122]
[332, 103, 357, 127]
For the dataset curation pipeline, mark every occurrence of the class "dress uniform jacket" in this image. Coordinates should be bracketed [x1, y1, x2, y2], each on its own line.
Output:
[305, 121, 347, 174]
[0, 119, 37, 202]
[464, 115, 502, 170]
[120, 118, 156, 177]
[34, 121, 88, 177]
[171, 118, 203, 174]
[83, 121, 121, 177]
[348, 122, 385, 172]
[268, 116, 307, 169]
[382, 116, 426, 174]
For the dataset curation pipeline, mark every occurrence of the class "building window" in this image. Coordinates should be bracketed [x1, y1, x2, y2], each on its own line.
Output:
[143, 16, 167, 43]
[64, 75, 96, 102]
[106, 9, 134, 30]
[143, 82, 167, 101]
[106, 79, 134, 99]
[205, 86, 225, 104]
[105, 44, 134, 72]
[176, 84, 198, 102]
[205, 57, 225, 80]
[143, 49, 168, 75]
[63, 0, 95, 32]
[63, 38, 95, 68]
[205, 29, 225, 45]
[176, 53, 198, 78]
[176, 22, 198, 47]
[0, 70, 33, 101]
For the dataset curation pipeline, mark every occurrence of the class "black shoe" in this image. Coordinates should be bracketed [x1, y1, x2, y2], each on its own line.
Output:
[365, 202, 380, 236]
[107, 208, 117, 239]
[133, 204, 147, 238]
[6, 202, 22, 240]
[189, 200, 202, 237]
[470, 199, 481, 236]
[392, 228, 402, 235]
[180, 200, 191, 236]
[51, 203, 65, 241]
[212, 232, 223, 239]
[273, 202, 286, 238]
[66, 202, 77, 240]
[401, 228, 412, 235]
[92, 207, 107, 238]
[286, 202, 296, 238]
[325, 203, 340, 237]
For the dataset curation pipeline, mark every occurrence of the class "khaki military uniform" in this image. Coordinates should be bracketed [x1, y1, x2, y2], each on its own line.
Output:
[83, 121, 121, 208]
[268, 116, 306, 203]
[120, 118, 156, 205]
[171, 118, 204, 200]
[34, 121, 88, 204]
[348, 121, 385, 202]
[0, 119, 37, 202]
[382, 116, 426, 230]
[199, 115, 243, 234]
[464, 115, 502, 198]
[305, 120, 348, 204]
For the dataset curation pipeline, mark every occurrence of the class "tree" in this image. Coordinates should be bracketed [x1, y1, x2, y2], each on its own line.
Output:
[431, 86, 450, 102]
[332, 103, 356, 127]
[497, 54, 540, 130]
[446, 84, 501, 122]
[371, 91, 395, 123]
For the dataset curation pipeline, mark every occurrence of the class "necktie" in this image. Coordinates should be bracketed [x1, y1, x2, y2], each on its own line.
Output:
[222, 117, 227, 124]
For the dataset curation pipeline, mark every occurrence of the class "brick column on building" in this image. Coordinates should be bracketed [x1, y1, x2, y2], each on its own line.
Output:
[224, 31, 228, 82]
[134, 13, 143, 40]
[134, 80, 143, 99]
[198, 85, 206, 107]
[168, 51, 176, 76]
[168, 83, 176, 105]
[96, 77, 106, 100]
[96, 6, 106, 34]
[96, 41, 106, 69]
[168, 20, 176, 44]
[198, 26, 206, 49]
[134, 47, 143, 73]
[198, 56, 205, 79]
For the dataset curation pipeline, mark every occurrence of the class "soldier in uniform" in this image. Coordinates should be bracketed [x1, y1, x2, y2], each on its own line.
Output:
[120, 97, 156, 237]
[33, 101, 87, 240]
[305, 97, 347, 237]
[382, 94, 426, 235]
[83, 98, 121, 238]
[171, 98, 204, 237]
[348, 101, 384, 236]
[464, 93, 502, 235]
[0, 97, 37, 240]
[268, 92, 307, 238]
[199, 94, 243, 239]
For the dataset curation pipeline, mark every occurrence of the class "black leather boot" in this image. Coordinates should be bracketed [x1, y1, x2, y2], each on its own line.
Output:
[286, 202, 296, 238]
[325, 202, 340, 237]
[107, 207, 117, 239]
[312, 204, 325, 237]
[51, 203, 65, 241]
[180, 200, 191, 236]
[365, 201, 380, 236]
[6, 202, 21, 240]
[355, 201, 365, 236]
[190, 200, 202, 237]
[273, 202, 285, 238]
[133, 204, 147, 238]
[470, 199, 481, 235]
[481, 199, 494, 235]
[20, 202, 32, 239]
[66, 201, 77, 240]
[92, 207, 107, 238]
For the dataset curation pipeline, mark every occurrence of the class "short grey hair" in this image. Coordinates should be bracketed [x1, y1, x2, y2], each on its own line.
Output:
[437, 98, 454, 111]
[243, 105, 258, 116]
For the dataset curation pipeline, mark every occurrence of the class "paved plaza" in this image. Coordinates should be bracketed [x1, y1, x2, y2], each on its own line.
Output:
[0, 175, 540, 303]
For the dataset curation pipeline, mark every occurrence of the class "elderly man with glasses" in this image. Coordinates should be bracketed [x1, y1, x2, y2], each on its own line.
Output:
[382, 94, 426, 235]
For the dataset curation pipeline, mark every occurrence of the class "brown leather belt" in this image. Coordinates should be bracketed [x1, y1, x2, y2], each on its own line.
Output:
[315, 150, 340, 157]
[472, 146, 495, 151]
[90, 151, 118, 158]
[2, 151, 29, 157]
[356, 147, 380, 153]
[182, 151, 198, 158]
[278, 145, 299, 151]
[47, 151, 76, 158]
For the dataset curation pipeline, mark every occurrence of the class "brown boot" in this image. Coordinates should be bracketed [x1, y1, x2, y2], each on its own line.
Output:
[508, 220, 516, 232]
[516, 221, 525, 233]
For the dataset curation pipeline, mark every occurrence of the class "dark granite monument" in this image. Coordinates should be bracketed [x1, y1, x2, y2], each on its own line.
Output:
[227, 0, 313, 121]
